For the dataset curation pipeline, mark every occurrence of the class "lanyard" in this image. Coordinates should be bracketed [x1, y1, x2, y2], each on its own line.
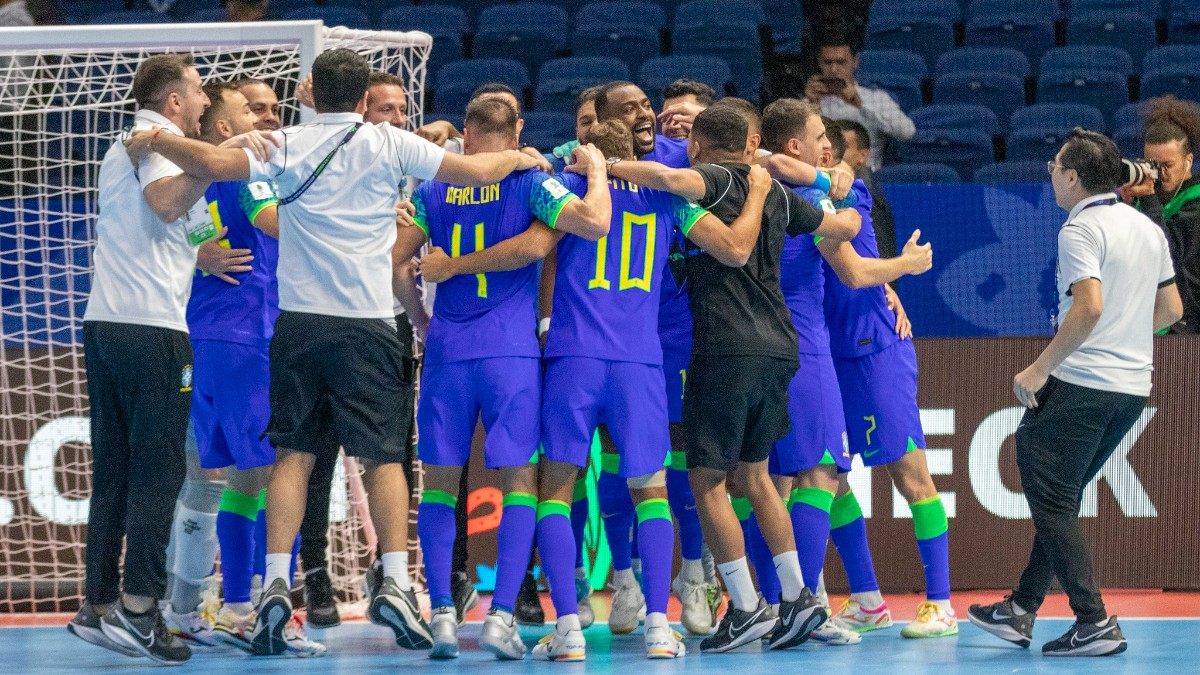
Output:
[1050, 196, 1119, 327]
[280, 123, 362, 206]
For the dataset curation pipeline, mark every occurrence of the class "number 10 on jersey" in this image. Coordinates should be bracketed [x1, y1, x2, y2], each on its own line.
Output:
[588, 212, 656, 292]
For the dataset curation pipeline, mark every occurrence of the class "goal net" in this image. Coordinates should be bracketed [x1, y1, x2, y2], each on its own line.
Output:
[0, 21, 431, 613]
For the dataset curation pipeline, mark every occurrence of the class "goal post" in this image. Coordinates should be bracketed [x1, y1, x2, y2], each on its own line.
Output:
[0, 20, 431, 613]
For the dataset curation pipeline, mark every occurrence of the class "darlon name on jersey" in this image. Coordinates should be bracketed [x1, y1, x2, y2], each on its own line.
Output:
[446, 184, 500, 206]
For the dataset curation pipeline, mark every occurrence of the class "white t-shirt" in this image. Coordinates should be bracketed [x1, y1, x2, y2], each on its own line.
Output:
[84, 109, 205, 333]
[1052, 192, 1176, 397]
[245, 112, 445, 319]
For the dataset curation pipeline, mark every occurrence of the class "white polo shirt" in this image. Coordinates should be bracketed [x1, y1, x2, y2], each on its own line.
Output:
[84, 109, 205, 333]
[245, 112, 445, 319]
[1052, 192, 1176, 397]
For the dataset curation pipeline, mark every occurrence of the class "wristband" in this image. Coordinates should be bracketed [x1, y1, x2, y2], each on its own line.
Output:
[538, 317, 551, 337]
[810, 169, 831, 194]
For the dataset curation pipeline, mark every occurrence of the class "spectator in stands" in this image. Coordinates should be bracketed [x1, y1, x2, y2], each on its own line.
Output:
[226, 0, 268, 22]
[805, 32, 914, 171]
[829, 118, 897, 258]
[660, 79, 716, 140]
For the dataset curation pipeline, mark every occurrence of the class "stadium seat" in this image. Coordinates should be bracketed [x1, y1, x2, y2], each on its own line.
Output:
[1114, 126, 1142, 157]
[909, 104, 999, 136]
[322, 0, 411, 23]
[534, 57, 630, 113]
[1141, 66, 1200, 105]
[423, 113, 465, 130]
[673, 0, 765, 101]
[1010, 104, 1106, 136]
[933, 71, 1026, 133]
[521, 111, 576, 150]
[858, 50, 928, 83]
[858, 73, 923, 113]
[935, 47, 1030, 81]
[1143, 46, 1200, 78]
[1040, 47, 1133, 79]
[1169, 4, 1200, 44]
[1005, 128, 1075, 162]
[973, 161, 1050, 184]
[1036, 69, 1130, 124]
[639, 55, 732, 107]
[472, 3, 570, 72]
[1071, 0, 1161, 20]
[187, 8, 226, 22]
[283, 6, 371, 28]
[870, 0, 961, 23]
[1113, 102, 1145, 135]
[92, 10, 171, 23]
[865, 15, 955, 73]
[1065, 13, 1156, 71]
[577, 0, 667, 30]
[378, 6, 469, 77]
[61, 0, 129, 22]
[896, 129, 994, 179]
[965, 0, 1058, 21]
[964, 10, 1056, 72]
[434, 59, 531, 114]
[875, 162, 962, 184]
[759, 0, 803, 53]
[572, 2, 664, 73]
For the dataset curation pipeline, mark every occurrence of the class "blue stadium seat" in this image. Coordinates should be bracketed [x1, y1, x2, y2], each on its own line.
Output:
[871, 0, 961, 23]
[933, 71, 1026, 133]
[966, 0, 1058, 21]
[973, 160, 1049, 183]
[1011, 104, 1106, 135]
[1141, 65, 1200, 104]
[964, 10, 1056, 72]
[92, 10, 171, 23]
[936, 47, 1030, 81]
[1036, 69, 1130, 124]
[875, 162, 963, 184]
[187, 8, 226, 22]
[284, 6, 371, 28]
[61, 0, 125, 22]
[434, 59, 531, 114]
[472, 3, 570, 72]
[858, 73, 923, 112]
[1040, 46, 1133, 79]
[572, 2, 665, 73]
[378, 6, 469, 77]
[673, 0, 765, 101]
[1071, 0, 1161, 20]
[1169, 4, 1200, 44]
[1113, 102, 1145, 135]
[639, 55, 732, 107]
[1065, 13, 1156, 71]
[534, 57, 630, 113]
[759, 0, 803, 53]
[1006, 128, 1075, 162]
[909, 104, 1000, 136]
[865, 15, 955, 73]
[896, 129, 994, 179]
[323, 0, 421, 23]
[424, 113, 465, 130]
[521, 111, 576, 150]
[1114, 126, 1142, 157]
[576, 0, 666, 29]
[1143, 46, 1200, 78]
[858, 50, 929, 83]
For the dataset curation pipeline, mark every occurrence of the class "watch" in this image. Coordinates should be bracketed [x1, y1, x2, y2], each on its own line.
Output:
[606, 156, 622, 168]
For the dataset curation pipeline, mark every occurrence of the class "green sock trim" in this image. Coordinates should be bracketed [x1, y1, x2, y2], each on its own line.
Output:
[219, 489, 260, 520]
[572, 477, 587, 502]
[537, 499, 571, 521]
[790, 487, 835, 513]
[421, 489, 458, 508]
[257, 488, 267, 511]
[910, 495, 948, 540]
[670, 451, 688, 471]
[829, 490, 864, 529]
[503, 491, 538, 509]
[600, 453, 620, 475]
[634, 497, 671, 522]
[731, 496, 752, 521]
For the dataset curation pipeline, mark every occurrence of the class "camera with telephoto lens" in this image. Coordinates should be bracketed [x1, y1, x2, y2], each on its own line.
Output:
[1120, 158, 1160, 188]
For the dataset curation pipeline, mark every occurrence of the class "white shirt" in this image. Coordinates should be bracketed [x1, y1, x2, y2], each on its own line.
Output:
[1053, 192, 1176, 397]
[245, 112, 445, 319]
[820, 85, 915, 171]
[84, 109, 204, 332]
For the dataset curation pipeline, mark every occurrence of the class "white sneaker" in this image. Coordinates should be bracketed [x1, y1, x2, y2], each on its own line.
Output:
[429, 607, 459, 659]
[644, 625, 686, 659]
[284, 615, 327, 657]
[835, 598, 894, 632]
[576, 575, 595, 629]
[164, 605, 219, 647]
[211, 606, 255, 652]
[901, 602, 959, 639]
[480, 608, 526, 660]
[810, 616, 863, 645]
[532, 626, 586, 662]
[608, 582, 645, 635]
[672, 575, 716, 635]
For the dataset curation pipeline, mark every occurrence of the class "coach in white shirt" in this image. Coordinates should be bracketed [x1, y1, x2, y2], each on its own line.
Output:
[125, 47, 543, 656]
[968, 129, 1183, 657]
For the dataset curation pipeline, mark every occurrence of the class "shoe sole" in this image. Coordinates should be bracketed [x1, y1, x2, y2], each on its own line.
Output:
[251, 600, 290, 656]
[211, 627, 254, 653]
[701, 619, 777, 653]
[305, 609, 342, 630]
[480, 633, 527, 660]
[646, 637, 685, 659]
[101, 620, 190, 666]
[1044, 639, 1127, 657]
[769, 605, 827, 650]
[67, 622, 142, 658]
[370, 599, 433, 650]
[533, 648, 586, 662]
[901, 623, 959, 639]
[430, 641, 460, 659]
[967, 613, 1031, 648]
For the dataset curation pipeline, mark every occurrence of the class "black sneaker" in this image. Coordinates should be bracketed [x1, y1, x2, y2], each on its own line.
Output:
[514, 572, 545, 626]
[67, 602, 142, 658]
[450, 571, 479, 626]
[362, 557, 384, 601]
[368, 577, 433, 650]
[303, 567, 341, 629]
[250, 578, 292, 656]
[768, 588, 827, 650]
[700, 597, 777, 653]
[967, 597, 1036, 648]
[99, 602, 192, 665]
[1042, 615, 1127, 657]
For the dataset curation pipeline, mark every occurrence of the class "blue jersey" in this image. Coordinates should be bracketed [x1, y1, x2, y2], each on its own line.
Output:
[645, 134, 694, 331]
[186, 180, 279, 346]
[781, 183, 835, 355]
[821, 179, 900, 358]
[643, 134, 688, 168]
[413, 169, 577, 365]
[545, 172, 707, 364]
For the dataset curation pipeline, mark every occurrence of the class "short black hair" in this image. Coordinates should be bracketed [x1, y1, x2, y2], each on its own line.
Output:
[760, 98, 819, 153]
[837, 118, 870, 149]
[465, 96, 518, 139]
[712, 97, 761, 134]
[132, 53, 194, 107]
[578, 84, 602, 110]
[1060, 127, 1121, 193]
[311, 48, 370, 112]
[199, 81, 242, 137]
[470, 82, 522, 114]
[692, 105, 748, 154]
[663, 79, 716, 107]
[593, 80, 640, 120]
[823, 117, 845, 163]
[814, 25, 861, 54]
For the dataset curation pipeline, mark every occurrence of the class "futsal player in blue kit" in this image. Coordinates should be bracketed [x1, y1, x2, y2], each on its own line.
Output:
[392, 97, 612, 660]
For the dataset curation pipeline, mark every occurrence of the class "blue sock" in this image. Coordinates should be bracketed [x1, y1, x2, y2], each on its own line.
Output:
[216, 490, 258, 604]
[789, 487, 834, 593]
[911, 495, 951, 601]
[830, 490, 880, 594]
[745, 513, 780, 604]
[417, 490, 457, 608]
[494, 492, 537, 613]
[536, 501, 577, 617]
[597, 467, 634, 571]
[667, 466, 703, 561]
[570, 477, 589, 570]
[635, 498, 673, 615]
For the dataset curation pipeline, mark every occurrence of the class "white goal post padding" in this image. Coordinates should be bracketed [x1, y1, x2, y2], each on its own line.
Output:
[0, 21, 431, 613]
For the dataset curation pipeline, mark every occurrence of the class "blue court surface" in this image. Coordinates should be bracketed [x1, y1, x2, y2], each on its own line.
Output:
[2, 619, 1195, 674]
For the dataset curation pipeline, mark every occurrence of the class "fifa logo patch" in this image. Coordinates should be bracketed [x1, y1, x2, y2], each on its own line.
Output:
[842, 431, 850, 457]
[181, 365, 193, 392]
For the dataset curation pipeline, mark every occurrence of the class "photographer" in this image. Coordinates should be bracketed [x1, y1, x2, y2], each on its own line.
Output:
[1121, 96, 1200, 334]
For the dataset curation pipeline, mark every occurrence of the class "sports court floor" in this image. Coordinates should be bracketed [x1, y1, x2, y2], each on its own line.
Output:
[2, 590, 1196, 673]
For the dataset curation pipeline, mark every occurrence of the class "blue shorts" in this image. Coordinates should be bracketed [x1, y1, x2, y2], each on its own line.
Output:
[833, 340, 926, 467]
[191, 339, 275, 471]
[660, 325, 691, 424]
[417, 357, 541, 469]
[770, 351, 851, 475]
[542, 357, 670, 478]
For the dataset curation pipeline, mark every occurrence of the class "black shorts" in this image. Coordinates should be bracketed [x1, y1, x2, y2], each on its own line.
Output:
[682, 355, 798, 472]
[267, 311, 415, 464]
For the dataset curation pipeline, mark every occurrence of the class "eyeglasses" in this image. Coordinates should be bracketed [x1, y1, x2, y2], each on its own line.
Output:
[1047, 161, 1073, 176]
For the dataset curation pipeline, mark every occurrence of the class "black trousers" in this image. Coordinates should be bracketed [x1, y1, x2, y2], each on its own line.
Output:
[83, 321, 192, 604]
[1011, 376, 1146, 624]
[298, 314, 418, 571]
